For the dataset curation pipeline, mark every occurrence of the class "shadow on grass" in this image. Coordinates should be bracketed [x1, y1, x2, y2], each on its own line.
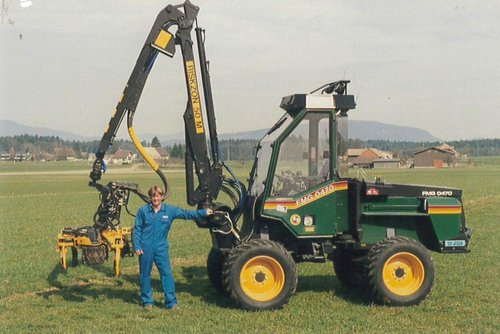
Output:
[43, 263, 369, 308]
[42, 263, 140, 305]
[177, 266, 234, 309]
[296, 274, 371, 305]
[175, 266, 370, 308]
[103, 265, 233, 309]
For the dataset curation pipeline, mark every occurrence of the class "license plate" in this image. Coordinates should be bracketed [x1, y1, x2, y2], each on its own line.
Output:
[445, 240, 466, 247]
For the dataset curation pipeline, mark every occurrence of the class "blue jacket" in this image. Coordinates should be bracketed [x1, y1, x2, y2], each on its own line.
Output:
[133, 203, 207, 253]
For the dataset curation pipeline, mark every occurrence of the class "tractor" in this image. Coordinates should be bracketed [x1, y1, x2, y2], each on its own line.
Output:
[57, 1, 471, 310]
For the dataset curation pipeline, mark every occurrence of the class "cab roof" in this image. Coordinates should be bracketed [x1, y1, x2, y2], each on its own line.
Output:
[280, 94, 356, 114]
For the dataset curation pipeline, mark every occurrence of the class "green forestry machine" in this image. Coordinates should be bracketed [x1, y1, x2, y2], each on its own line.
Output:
[57, 1, 472, 310]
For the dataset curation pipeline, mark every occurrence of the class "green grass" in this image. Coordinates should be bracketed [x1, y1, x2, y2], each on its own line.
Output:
[0, 160, 95, 173]
[0, 160, 499, 333]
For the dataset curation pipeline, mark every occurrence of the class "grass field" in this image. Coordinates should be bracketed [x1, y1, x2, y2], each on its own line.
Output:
[1, 158, 499, 333]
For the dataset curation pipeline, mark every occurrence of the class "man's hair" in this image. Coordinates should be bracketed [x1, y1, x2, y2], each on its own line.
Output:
[148, 185, 164, 198]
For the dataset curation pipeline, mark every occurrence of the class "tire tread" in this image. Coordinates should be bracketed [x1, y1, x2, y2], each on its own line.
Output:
[223, 239, 297, 310]
[365, 236, 435, 306]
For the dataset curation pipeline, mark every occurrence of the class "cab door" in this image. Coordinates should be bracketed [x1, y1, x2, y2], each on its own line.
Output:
[262, 111, 346, 237]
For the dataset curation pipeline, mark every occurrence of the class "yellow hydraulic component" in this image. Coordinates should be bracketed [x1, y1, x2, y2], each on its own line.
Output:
[154, 29, 173, 49]
[240, 255, 285, 302]
[57, 227, 133, 277]
[128, 126, 159, 171]
[382, 252, 425, 296]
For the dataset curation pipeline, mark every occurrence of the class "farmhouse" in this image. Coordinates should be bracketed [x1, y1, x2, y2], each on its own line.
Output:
[372, 159, 401, 169]
[111, 149, 135, 164]
[154, 147, 169, 160]
[413, 143, 458, 168]
[348, 148, 395, 168]
[54, 147, 76, 161]
[0, 152, 30, 161]
[140, 147, 169, 166]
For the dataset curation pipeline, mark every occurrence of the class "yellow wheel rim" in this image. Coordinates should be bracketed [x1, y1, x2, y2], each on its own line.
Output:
[240, 255, 285, 302]
[383, 252, 425, 296]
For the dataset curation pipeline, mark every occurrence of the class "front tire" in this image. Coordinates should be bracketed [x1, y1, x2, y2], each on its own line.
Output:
[223, 239, 297, 310]
[366, 237, 435, 306]
[207, 247, 226, 294]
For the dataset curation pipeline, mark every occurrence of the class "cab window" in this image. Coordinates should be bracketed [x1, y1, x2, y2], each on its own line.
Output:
[271, 112, 330, 197]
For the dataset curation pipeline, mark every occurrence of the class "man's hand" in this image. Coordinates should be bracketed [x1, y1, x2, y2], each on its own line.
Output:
[206, 208, 214, 215]
[135, 249, 143, 256]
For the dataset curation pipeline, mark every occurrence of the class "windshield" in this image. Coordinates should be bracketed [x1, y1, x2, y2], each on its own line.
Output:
[271, 112, 330, 197]
[336, 114, 348, 178]
[249, 114, 293, 196]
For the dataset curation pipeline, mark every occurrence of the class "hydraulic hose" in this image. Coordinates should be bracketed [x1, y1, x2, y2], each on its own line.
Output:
[127, 110, 170, 199]
[218, 144, 246, 208]
[216, 144, 247, 224]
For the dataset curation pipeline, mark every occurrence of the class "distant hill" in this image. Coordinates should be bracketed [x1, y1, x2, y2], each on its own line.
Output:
[0, 120, 93, 141]
[146, 121, 440, 145]
[349, 120, 440, 142]
[1, 119, 440, 143]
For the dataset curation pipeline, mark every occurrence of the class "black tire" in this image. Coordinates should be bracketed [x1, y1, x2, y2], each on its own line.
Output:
[207, 247, 226, 294]
[365, 237, 435, 306]
[71, 247, 79, 267]
[82, 244, 108, 265]
[223, 239, 297, 311]
[333, 250, 367, 289]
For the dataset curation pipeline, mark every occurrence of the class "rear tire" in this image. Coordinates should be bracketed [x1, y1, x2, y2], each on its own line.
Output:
[223, 239, 297, 310]
[333, 250, 367, 289]
[207, 247, 226, 294]
[365, 237, 435, 306]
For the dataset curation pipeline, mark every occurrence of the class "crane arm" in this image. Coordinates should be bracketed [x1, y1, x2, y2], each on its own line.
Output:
[88, 1, 241, 216]
[89, 2, 199, 200]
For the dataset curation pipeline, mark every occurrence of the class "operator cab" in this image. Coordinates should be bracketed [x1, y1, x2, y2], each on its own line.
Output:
[248, 81, 356, 199]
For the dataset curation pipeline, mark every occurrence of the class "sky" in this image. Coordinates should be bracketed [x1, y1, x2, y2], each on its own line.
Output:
[1, 0, 499, 141]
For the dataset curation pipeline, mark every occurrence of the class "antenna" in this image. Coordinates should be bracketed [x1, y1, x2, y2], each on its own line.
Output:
[356, 85, 362, 101]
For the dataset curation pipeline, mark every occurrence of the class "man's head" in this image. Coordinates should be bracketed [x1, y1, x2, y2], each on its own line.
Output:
[148, 185, 164, 207]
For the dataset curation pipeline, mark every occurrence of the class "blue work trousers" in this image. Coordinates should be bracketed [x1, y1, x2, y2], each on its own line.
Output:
[139, 248, 176, 308]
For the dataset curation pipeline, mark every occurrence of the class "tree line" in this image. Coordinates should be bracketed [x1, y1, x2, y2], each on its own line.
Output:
[1, 135, 499, 161]
[0, 135, 260, 161]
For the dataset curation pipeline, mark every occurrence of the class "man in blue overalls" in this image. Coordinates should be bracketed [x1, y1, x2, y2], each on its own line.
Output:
[133, 185, 212, 310]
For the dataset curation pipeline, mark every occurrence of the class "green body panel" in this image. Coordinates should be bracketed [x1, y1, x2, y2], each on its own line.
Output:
[334, 188, 349, 233]
[262, 181, 348, 236]
[426, 197, 464, 241]
[360, 217, 420, 244]
[362, 197, 423, 214]
[359, 195, 465, 250]
[360, 197, 423, 244]
[362, 219, 419, 244]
